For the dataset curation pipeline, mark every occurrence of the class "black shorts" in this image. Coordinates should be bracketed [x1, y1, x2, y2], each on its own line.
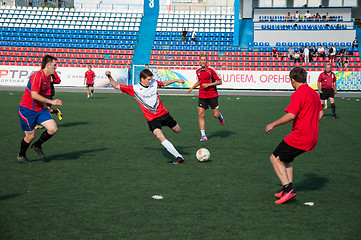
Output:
[273, 140, 306, 163]
[320, 88, 335, 100]
[86, 84, 94, 87]
[45, 95, 53, 107]
[198, 97, 219, 110]
[147, 113, 178, 132]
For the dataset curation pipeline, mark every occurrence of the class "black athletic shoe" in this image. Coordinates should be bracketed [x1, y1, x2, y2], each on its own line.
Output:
[17, 154, 32, 164]
[173, 157, 185, 165]
[31, 144, 46, 158]
[333, 114, 339, 119]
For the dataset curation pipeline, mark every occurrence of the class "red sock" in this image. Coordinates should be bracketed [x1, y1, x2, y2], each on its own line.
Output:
[51, 109, 58, 114]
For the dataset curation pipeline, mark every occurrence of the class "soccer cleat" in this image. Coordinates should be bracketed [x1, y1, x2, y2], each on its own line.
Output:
[173, 157, 185, 164]
[35, 125, 43, 130]
[31, 144, 46, 159]
[200, 135, 208, 142]
[87, 95, 90, 99]
[274, 190, 284, 198]
[275, 189, 297, 204]
[17, 154, 32, 164]
[333, 114, 339, 119]
[56, 108, 62, 120]
[219, 115, 225, 125]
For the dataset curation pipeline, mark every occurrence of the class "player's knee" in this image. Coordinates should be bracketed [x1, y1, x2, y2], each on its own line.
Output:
[198, 111, 204, 118]
[26, 133, 35, 142]
[47, 126, 57, 135]
[173, 126, 181, 133]
[213, 112, 219, 118]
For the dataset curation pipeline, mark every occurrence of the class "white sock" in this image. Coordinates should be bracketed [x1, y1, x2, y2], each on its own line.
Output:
[324, 100, 327, 107]
[201, 130, 206, 136]
[218, 113, 223, 120]
[161, 139, 182, 159]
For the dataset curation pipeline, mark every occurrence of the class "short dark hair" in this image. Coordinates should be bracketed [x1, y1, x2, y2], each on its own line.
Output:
[140, 69, 153, 80]
[145, 64, 149, 66]
[289, 67, 307, 83]
[41, 55, 57, 69]
[200, 53, 207, 59]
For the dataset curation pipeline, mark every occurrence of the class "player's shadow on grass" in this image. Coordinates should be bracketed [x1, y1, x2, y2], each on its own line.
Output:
[33, 148, 109, 163]
[0, 193, 21, 201]
[207, 130, 236, 139]
[296, 173, 328, 191]
[58, 121, 89, 128]
[144, 145, 193, 163]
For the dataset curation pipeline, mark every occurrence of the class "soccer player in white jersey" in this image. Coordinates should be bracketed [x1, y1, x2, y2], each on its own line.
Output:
[105, 69, 186, 164]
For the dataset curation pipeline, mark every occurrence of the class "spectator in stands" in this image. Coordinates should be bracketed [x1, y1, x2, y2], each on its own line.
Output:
[299, 46, 305, 58]
[182, 28, 187, 43]
[191, 30, 196, 43]
[324, 46, 330, 58]
[339, 46, 347, 56]
[304, 10, 311, 21]
[294, 51, 301, 63]
[322, 12, 329, 21]
[288, 46, 294, 59]
[336, 57, 343, 68]
[286, 12, 292, 22]
[295, 11, 300, 21]
[145, 64, 149, 69]
[304, 46, 310, 64]
[317, 45, 325, 58]
[271, 47, 280, 57]
[343, 57, 349, 69]
[329, 44, 336, 62]
[310, 46, 318, 60]
[352, 37, 358, 49]
[315, 13, 321, 21]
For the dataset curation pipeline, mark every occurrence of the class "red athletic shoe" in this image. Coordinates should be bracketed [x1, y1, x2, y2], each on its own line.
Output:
[274, 190, 284, 198]
[275, 189, 296, 204]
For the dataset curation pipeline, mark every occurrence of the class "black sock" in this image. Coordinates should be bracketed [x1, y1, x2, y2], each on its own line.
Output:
[19, 139, 30, 156]
[91, 90, 94, 94]
[331, 103, 336, 115]
[283, 182, 293, 193]
[33, 131, 54, 148]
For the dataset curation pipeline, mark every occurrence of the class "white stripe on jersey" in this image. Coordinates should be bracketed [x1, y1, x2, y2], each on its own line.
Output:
[133, 80, 159, 113]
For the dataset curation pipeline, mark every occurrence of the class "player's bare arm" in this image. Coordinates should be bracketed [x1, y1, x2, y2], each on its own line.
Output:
[162, 79, 185, 86]
[265, 112, 296, 134]
[317, 82, 322, 93]
[333, 82, 337, 94]
[187, 80, 200, 93]
[202, 79, 222, 88]
[31, 91, 62, 106]
[105, 71, 120, 90]
[319, 110, 324, 120]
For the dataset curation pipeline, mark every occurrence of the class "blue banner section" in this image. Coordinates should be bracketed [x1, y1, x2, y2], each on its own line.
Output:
[144, 0, 159, 16]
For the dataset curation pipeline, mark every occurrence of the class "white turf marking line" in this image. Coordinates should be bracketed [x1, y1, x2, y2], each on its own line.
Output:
[304, 202, 314, 206]
[152, 195, 163, 200]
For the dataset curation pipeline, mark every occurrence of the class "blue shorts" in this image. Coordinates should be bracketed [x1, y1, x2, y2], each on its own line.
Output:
[18, 106, 53, 131]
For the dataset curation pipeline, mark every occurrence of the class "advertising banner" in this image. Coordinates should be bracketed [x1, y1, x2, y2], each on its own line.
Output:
[151, 68, 361, 91]
[0, 66, 129, 88]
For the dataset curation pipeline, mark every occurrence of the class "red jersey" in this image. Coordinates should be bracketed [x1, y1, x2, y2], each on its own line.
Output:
[318, 71, 336, 89]
[85, 70, 96, 84]
[196, 66, 221, 98]
[119, 80, 168, 121]
[284, 84, 323, 151]
[20, 69, 51, 112]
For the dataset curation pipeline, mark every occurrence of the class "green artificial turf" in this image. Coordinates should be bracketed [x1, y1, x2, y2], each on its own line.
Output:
[0, 91, 360, 240]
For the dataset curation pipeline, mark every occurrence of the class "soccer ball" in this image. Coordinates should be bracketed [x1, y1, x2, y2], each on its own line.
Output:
[196, 148, 210, 162]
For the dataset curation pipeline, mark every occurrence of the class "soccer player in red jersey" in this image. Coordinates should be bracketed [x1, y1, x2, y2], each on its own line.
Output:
[17, 55, 63, 163]
[187, 54, 225, 142]
[84, 65, 96, 99]
[317, 63, 338, 118]
[265, 67, 324, 204]
[105, 69, 186, 164]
